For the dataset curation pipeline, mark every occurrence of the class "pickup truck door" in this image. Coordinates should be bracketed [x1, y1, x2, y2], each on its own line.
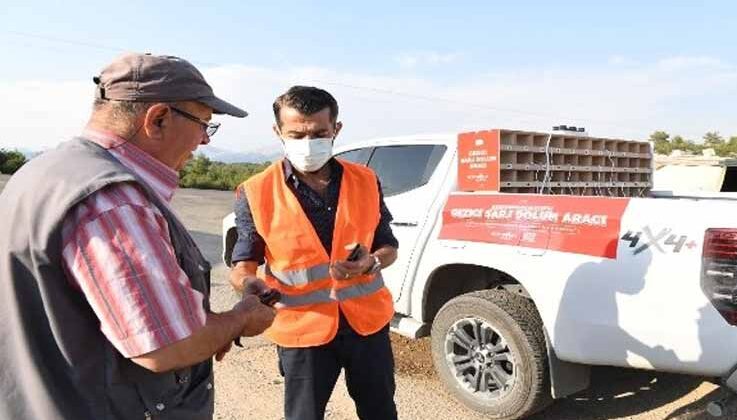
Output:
[365, 144, 448, 301]
[336, 144, 448, 301]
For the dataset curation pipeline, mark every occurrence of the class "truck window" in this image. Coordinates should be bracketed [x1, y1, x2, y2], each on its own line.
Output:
[367, 145, 446, 197]
[336, 147, 373, 165]
[722, 166, 737, 192]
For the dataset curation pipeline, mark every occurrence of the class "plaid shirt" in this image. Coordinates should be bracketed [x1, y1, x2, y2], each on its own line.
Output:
[60, 129, 206, 358]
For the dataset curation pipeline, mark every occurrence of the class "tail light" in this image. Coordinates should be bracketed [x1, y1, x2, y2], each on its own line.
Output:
[702, 228, 737, 325]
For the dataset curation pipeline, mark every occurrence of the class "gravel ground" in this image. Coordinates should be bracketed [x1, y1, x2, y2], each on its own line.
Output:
[0, 173, 731, 419]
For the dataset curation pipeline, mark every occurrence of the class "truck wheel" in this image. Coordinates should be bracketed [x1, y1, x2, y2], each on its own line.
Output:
[431, 290, 551, 419]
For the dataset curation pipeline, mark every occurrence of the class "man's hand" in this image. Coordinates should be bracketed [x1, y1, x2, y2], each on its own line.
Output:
[330, 244, 373, 280]
[234, 294, 276, 337]
[242, 276, 270, 296]
[214, 342, 232, 362]
[241, 276, 284, 309]
[230, 261, 259, 293]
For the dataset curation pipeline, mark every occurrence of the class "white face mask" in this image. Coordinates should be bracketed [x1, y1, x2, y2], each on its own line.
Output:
[282, 137, 334, 173]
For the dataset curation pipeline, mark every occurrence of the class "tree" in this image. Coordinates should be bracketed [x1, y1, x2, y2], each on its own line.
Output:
[188, 154, 212, 176]
[649, 131, 671, 155]
[671, 135, 687, 150]
[722, 137, 737, 157]
[703, 131, 725, 147]
[684, 140, 703, 155]
[649, 131, 669, 143]
[178, 154, 270, 190]
[0, 149, 27, 174]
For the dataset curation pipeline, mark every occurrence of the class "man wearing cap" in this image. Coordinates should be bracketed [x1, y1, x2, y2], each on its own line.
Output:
[0, 52, 275, 420]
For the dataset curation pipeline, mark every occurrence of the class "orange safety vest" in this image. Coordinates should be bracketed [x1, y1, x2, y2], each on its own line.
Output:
[242, 159, 395, 348]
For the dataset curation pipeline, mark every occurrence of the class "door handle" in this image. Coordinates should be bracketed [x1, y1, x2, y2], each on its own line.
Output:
[390, 221, 418, 227]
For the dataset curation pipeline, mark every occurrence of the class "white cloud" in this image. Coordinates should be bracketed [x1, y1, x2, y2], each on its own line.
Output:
[608, 55, 639, 66]
[1, 55, 735, 154]
[657, 56, 723, 70]
[0, 80, 93, 151]
[395, 51, 462, 69]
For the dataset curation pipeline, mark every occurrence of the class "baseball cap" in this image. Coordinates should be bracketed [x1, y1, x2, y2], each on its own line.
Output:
[93, 52, 247, 117]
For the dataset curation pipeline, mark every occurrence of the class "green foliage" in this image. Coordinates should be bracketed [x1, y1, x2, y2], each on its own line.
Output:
[179, 154, 270, 190]
[649, 131, 671, 155]
[0, 149, 27, 174]
[703, 131, 725, 147]
[650, 131, 737, 157]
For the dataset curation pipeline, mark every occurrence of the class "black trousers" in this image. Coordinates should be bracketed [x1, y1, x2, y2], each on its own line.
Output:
[277, 321, 397, 420]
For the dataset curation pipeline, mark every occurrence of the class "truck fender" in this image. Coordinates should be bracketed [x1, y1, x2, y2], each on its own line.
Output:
[544, 328, 591, 399]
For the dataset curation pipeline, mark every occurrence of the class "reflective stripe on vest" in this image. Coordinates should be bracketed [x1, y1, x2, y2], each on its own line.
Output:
[279, 273, 385, 307]
[265, 263, 331, 287]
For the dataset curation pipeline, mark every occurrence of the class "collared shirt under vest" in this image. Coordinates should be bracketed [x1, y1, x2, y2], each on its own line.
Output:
[242, 159, 395, 348]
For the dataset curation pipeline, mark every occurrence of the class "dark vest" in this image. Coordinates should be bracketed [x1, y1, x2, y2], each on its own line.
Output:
[0, 138, 214, 420]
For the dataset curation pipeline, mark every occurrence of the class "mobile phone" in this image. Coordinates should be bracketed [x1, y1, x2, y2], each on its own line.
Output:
[347, 244, 362, 262]
[258, 289, 282, 307]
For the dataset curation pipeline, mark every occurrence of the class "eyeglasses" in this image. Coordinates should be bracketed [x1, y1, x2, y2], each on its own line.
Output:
[170, 106, 221, 138]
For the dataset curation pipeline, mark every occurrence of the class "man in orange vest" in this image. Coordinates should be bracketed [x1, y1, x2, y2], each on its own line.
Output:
[229, 86, 399, 420]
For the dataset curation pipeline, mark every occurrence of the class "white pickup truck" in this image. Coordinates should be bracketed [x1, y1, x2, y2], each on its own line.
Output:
[222, 133, 737, 419]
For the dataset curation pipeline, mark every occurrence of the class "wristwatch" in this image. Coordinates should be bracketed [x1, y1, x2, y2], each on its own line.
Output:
[365, 254, 382, 275]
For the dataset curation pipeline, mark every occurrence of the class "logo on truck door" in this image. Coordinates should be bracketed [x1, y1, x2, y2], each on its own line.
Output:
[620, 227, 698, 254]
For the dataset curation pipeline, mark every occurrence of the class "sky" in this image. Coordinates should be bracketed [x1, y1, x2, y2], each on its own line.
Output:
[1, 0, 736, 154]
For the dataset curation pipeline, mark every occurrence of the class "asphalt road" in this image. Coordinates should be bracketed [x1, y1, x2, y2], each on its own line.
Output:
[0, 173, 729, 419]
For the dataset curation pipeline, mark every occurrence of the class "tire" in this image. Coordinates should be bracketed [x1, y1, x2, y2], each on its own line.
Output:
[431, 290, 552, 419]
